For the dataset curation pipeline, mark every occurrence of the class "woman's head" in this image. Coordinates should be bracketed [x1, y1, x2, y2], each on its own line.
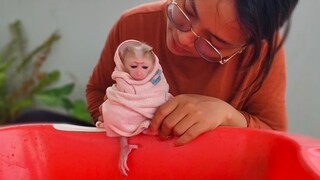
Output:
[166, 0, 248, 63]
[166, 0, 298, 91]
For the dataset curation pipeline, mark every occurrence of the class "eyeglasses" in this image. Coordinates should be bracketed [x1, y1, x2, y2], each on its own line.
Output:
[166, 1, 246, 64]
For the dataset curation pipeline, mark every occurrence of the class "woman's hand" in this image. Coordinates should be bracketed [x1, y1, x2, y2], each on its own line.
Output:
[150, 94, 247, 146]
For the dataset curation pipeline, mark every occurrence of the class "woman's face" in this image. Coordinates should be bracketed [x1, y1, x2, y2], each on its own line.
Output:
[166, 0, 247, 59]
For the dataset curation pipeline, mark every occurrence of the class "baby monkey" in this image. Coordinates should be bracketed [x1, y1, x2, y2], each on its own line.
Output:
[116, 41, 157, 176]
[100, 40, 172, 175]
[120, 42, 155, 80]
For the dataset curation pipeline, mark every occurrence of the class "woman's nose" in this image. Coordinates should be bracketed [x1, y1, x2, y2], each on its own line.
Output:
[176, 29, 197, 48]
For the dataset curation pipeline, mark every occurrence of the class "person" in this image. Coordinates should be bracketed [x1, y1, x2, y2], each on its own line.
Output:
[86, 0, 299, 146]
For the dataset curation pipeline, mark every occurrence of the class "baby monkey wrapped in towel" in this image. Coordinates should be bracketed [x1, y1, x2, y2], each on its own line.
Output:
[98, 39, 172, 176]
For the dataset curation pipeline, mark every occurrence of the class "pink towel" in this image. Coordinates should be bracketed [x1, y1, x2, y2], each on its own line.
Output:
[102, 40, 172, 137]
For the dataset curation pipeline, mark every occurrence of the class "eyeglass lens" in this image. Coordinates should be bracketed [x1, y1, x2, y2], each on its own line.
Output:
[167, 3, 191, 32]
[167, 3, 222, 62]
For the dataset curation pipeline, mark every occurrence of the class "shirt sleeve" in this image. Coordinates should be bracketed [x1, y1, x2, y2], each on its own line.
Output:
[85, 18, 121, 123]
[241, 46, 287, 131]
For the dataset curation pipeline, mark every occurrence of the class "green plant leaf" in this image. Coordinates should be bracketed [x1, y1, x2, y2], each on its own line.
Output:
[10, 97, 33, 116]
[0, 20, 66, 124]
[0, 45, 16, 92]
[1, 20, 89, 126]
[0, 72, 5, 89]
[34, 94, 73, 110]
[30, 70, 60, 94]
[36, 83, 74, 98]
[69, 99, 92, 123]
[9, 20, 25, 59]
[17, 31, 60, 72]
[0, 40, 17, 62]
[0, 57, 15, 71]
[34, 83, 75, 111]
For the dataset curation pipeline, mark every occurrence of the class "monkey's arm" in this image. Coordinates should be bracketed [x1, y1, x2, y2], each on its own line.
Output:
[116, 78, 136, 94]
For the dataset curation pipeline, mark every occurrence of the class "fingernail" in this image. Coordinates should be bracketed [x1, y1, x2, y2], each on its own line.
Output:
[165, 135, 172, 140]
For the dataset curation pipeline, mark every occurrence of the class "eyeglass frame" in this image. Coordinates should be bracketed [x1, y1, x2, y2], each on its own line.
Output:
[166, 1, 247, 64]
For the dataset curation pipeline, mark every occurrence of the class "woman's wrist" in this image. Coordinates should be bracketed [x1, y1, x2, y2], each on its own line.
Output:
[222, 105, 247, 127]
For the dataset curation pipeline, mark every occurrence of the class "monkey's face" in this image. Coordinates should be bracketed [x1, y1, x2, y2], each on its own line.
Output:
[124, 57, 154, 80]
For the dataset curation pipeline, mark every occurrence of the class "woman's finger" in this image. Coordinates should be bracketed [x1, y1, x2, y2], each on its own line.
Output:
[158, 103, 189, 139]
[172, 112, 198, 137]
[174, 122, 205, 146]
[150, 99, 178, 132]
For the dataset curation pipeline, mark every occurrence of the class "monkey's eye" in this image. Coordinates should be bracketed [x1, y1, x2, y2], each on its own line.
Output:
[142, 66, 149, 69]
[130, 65, 137, 69]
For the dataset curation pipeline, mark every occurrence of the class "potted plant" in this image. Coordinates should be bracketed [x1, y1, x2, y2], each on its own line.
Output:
[0, 20, 92, 125]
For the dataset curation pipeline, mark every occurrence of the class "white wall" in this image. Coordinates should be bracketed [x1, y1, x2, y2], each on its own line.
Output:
[1, 0, 319, 138]
[285, 1, 320, 137]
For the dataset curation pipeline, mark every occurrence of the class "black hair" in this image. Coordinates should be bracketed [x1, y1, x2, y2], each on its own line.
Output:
[235, 0, 299, 94]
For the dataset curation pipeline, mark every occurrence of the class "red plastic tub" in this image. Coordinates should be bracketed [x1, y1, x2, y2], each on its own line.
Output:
[0, 123, 319, 179]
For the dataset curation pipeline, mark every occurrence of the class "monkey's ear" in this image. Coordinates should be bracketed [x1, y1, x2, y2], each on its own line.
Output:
[119, 46, 133, 60]
[118, 47, 126, 58]
[142, 43, 153, 52]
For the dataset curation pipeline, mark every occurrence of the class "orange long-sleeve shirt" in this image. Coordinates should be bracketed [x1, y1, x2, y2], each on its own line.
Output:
[86, 1, 287, 130]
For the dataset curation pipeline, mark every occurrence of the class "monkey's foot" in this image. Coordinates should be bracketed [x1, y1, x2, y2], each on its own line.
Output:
[119, 143, 138, 176]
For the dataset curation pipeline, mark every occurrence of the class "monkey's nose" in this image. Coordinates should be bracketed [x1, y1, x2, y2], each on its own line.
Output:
[132, 72, 145, 80]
